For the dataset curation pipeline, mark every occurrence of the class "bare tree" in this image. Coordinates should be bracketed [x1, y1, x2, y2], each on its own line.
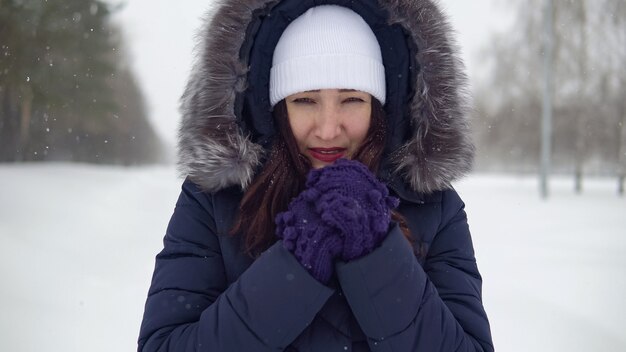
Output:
[605, 0, 626, 195]
[473, 0, 625, 196]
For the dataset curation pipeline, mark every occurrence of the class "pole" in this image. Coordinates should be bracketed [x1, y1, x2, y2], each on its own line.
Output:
[540, 0, 554, 199]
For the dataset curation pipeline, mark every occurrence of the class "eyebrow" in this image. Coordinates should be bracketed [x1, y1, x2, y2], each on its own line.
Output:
[303, 89, 358, 93]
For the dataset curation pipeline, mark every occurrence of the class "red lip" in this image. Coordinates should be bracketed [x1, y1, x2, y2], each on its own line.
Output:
[308, 148, 346, 163]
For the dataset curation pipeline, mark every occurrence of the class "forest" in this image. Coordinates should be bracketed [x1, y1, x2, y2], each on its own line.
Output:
[0, 0, 163, 164]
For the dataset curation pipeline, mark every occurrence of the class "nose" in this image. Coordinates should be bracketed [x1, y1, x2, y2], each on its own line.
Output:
[314, 105, 341, 141]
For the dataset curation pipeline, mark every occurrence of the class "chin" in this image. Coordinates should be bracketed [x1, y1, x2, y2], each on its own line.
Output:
[310, 161, 328, 169]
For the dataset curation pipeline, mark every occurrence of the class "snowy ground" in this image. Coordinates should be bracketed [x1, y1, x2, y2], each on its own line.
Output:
[0, 164, 624, 351]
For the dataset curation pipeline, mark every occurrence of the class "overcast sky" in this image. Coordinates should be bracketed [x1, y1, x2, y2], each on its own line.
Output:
[111, 0, 513, 148]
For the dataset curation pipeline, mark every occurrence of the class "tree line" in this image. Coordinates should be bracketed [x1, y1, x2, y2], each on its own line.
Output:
[0, 0, 163, 164]
[472, 0, 625, 193]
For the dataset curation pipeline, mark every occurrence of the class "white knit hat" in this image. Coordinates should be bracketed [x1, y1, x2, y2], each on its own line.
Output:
[269, 5, 386, 107]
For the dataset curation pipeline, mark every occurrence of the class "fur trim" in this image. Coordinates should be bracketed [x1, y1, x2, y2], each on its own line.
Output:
[178, 0, 265, 192]
[382, 0, 474, 193]
[178, 0, 473, 194]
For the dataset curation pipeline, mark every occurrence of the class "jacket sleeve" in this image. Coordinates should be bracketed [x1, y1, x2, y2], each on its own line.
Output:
[138, 179, 334, 352]
[335, 189, 494, 352]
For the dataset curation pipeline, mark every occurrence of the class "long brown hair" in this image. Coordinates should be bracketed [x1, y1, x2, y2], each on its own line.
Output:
[230, 98, 411, 257]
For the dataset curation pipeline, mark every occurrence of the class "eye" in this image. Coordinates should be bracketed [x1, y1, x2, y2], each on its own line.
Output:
[291, 97, 316, 104]
[343, 96, 366, 103]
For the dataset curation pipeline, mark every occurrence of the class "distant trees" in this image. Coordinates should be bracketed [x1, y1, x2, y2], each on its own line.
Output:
[473, 0, 626, 193]
[0, 0, 163, 164]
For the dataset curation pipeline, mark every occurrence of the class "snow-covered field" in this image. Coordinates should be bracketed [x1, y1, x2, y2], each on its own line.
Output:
[1, 164, 624, 351]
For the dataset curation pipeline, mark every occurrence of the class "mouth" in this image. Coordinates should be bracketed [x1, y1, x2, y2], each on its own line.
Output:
[308, 148, 347, 163]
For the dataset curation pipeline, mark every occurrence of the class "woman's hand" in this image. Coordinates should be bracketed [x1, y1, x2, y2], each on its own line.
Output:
[304, 159, 399, 260]
[275, 185, 344, 284]
[275, 159, 399, 283]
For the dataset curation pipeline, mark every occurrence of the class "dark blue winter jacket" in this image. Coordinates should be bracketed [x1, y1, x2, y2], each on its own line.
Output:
[137, 179, 493, 351]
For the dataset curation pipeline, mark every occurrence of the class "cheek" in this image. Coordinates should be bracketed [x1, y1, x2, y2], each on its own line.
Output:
[357, 119, 371, 139]
[346, 113, 371, 143]
[286, 115, 310, 150]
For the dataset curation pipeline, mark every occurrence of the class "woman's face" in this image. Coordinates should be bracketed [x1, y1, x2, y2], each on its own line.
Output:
[285, 89, 372, 169]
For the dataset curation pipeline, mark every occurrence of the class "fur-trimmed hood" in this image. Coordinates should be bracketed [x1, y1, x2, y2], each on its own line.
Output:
[178, 0, 474, 195]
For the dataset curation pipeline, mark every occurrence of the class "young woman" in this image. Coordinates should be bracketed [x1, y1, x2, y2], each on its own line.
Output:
[139, 2, 493, 351]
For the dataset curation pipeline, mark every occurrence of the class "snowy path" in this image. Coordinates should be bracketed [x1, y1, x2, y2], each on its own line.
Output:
[1, 164, 624, 351]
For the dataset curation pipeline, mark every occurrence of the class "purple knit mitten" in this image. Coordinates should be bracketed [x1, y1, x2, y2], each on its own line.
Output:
[276, 159, 399, 281]
[275, 188, 345, 284]
[305, 159, 400, 261]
